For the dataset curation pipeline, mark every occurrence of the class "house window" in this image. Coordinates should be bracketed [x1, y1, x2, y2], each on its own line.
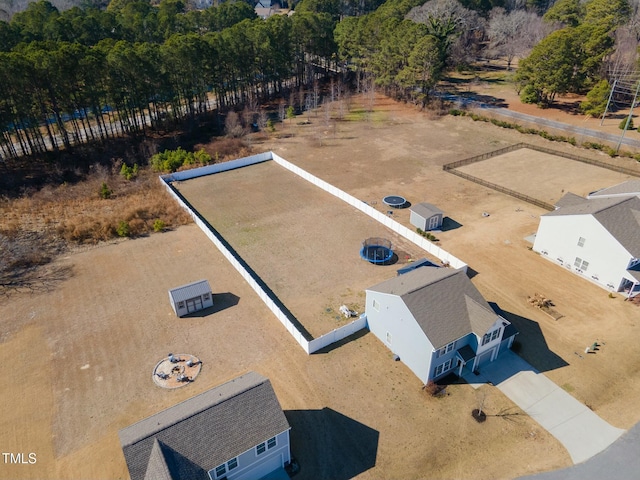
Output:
[435, 359, 452, 377]
[214, 458, 238, 478]
[372, 299, 380, 312]
[437, 341, 455, 357]
[481, 333, 491, 345]
[491, 329, 501, 342]
[578, 237, 586, 247]
[574, 257, 589, 271]
[386, 332, 392, 344]
[256, 437, 276, 456]
[215, 464, 226, 478]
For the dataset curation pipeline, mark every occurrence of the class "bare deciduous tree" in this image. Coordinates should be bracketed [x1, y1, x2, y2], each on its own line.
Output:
[488, 8, 550, 70]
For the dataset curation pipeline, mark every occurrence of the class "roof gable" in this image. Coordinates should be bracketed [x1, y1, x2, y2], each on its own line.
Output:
[120, 372, 290, 480]
[588, 179, 640, 198]
[368, 268, 497, 348]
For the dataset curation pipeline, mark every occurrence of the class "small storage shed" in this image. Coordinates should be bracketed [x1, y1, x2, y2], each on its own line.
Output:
[410, 203, 444, 231]
[168, 279, 213, 317]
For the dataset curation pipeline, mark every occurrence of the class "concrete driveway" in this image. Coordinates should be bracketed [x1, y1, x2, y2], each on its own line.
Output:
[478, 351, 625, 464]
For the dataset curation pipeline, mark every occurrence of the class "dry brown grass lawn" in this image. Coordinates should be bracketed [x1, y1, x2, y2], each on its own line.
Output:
[2, 93, 640, 480]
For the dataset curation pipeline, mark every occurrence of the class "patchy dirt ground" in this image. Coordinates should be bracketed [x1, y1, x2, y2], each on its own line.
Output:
[2, 93, 640, 480]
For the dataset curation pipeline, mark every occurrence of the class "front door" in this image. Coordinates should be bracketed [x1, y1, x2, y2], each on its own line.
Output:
[186, 296, 203, 313]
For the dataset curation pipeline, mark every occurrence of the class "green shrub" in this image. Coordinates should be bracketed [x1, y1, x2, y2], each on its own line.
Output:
[120, 163, 139, 180]
[619, 118, 634, 130]
[267, 118, 275, 132]
[519, 85, 539, 105]
[150, 147, 212, 173]
[116, 221, 130, 237]
[153, 219, 166, 232]
[99, 182, 112, 199]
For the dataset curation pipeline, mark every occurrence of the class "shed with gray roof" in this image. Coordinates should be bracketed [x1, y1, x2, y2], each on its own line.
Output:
[119, 371, 291, 480]
[410, 202, 444, 231]
[168, 279, 213, 317]
[365, 267, 516, 383]
[533, 193, 640, 296]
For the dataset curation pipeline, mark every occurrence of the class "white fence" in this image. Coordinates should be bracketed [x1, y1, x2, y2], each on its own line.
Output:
[161, 150, 467, 354]
[307, 314, 368, 352]
[271, 153, 468, 271]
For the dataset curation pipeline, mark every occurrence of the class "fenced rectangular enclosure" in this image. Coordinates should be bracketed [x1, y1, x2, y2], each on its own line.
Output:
[164, 152, 465, 351]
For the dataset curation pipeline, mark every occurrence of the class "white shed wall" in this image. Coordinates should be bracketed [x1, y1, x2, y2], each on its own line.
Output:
[533, 215, 633, 291]
[366, 291, 433, 383]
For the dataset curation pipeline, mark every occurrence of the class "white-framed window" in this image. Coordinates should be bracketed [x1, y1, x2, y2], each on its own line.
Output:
[574, 257, 589, 271]
[228, 458, 238, 471]
[256, 437, 276, 456]
[215, 464, 226, 478]
[214, 457, 239, 478]
[491, 329, 501, 342]
[435, 359, 452, 377]
[437, 341, 455, 357]
[372, 299, 380, 312]
[578, 237, 586, 247]
[386, 331, 392, 344]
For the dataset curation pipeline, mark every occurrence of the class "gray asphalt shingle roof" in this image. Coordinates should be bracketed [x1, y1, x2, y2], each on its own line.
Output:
[367, 268, 499, 349]
[120, 372, 290, 480]
[410, 202, 444, 219]
[589, 179, 640, 198]
[168, 279, 211, 304]
[544, 194, 640, 257]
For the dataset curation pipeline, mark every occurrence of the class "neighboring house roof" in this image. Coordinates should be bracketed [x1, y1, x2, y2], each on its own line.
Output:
[168, 279, 211, 304]
[554, 192, 588, 209]
[367, 268, 498, 349]
[410, 202, 444, 218]
[544, 195, 640, 257]
[120, 371, 290, 480]
[588, 179, 640, 199]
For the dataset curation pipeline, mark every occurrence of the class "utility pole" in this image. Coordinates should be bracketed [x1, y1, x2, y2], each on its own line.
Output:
[616, 80, 640, 153]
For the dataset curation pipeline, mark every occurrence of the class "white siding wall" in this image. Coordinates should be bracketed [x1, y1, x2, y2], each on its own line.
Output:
[366, 291, 433, 383]
[533, 215, 633, 291]
[472, 318, 504, 370]
[218, 430, 290, 480]
[410, 211, 428, 230]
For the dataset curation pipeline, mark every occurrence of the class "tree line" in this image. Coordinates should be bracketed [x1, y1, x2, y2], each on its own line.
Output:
[1, 0, 638, 162]
[0, 0, 340, 160]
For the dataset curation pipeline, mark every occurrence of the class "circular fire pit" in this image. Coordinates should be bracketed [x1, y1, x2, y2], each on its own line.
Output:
[153, 353, 202, 389]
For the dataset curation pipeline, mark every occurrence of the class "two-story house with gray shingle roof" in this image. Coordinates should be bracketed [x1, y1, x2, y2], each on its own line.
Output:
[365, 267, 517, 383]
[119, 371, 291, 480]
[533, 193, 640, 296]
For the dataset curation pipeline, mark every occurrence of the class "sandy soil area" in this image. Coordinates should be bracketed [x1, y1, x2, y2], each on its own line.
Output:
[2, 93, 640, 480]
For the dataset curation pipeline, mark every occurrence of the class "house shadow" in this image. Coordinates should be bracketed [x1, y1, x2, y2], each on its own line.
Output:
[285, 407, 378, 480]
[490, 303, 568, 373]
[441, 217, 463, 231]
[181, 292, 240, 318]
[465, 266, 479, 279]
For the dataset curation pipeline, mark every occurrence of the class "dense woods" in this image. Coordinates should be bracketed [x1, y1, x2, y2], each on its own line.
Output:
[0, 0, 639, 163]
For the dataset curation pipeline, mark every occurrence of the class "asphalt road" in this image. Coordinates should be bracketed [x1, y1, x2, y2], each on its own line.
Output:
[518, 421, 640, 480]
[445, 93, 640, 149]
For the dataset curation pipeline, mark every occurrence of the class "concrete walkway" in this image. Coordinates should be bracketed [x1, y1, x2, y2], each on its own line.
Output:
[470, 351, 625, 464]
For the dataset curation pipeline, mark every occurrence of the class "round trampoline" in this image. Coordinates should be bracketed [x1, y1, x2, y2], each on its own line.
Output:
[383, 195, 407, 208]
[360, 237, 393, 264]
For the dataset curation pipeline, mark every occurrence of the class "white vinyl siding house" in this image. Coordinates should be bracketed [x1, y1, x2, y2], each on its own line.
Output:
[533, 194, 640, 295]
[365, 267, 517, 383]
[168, 279, 214, 317]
